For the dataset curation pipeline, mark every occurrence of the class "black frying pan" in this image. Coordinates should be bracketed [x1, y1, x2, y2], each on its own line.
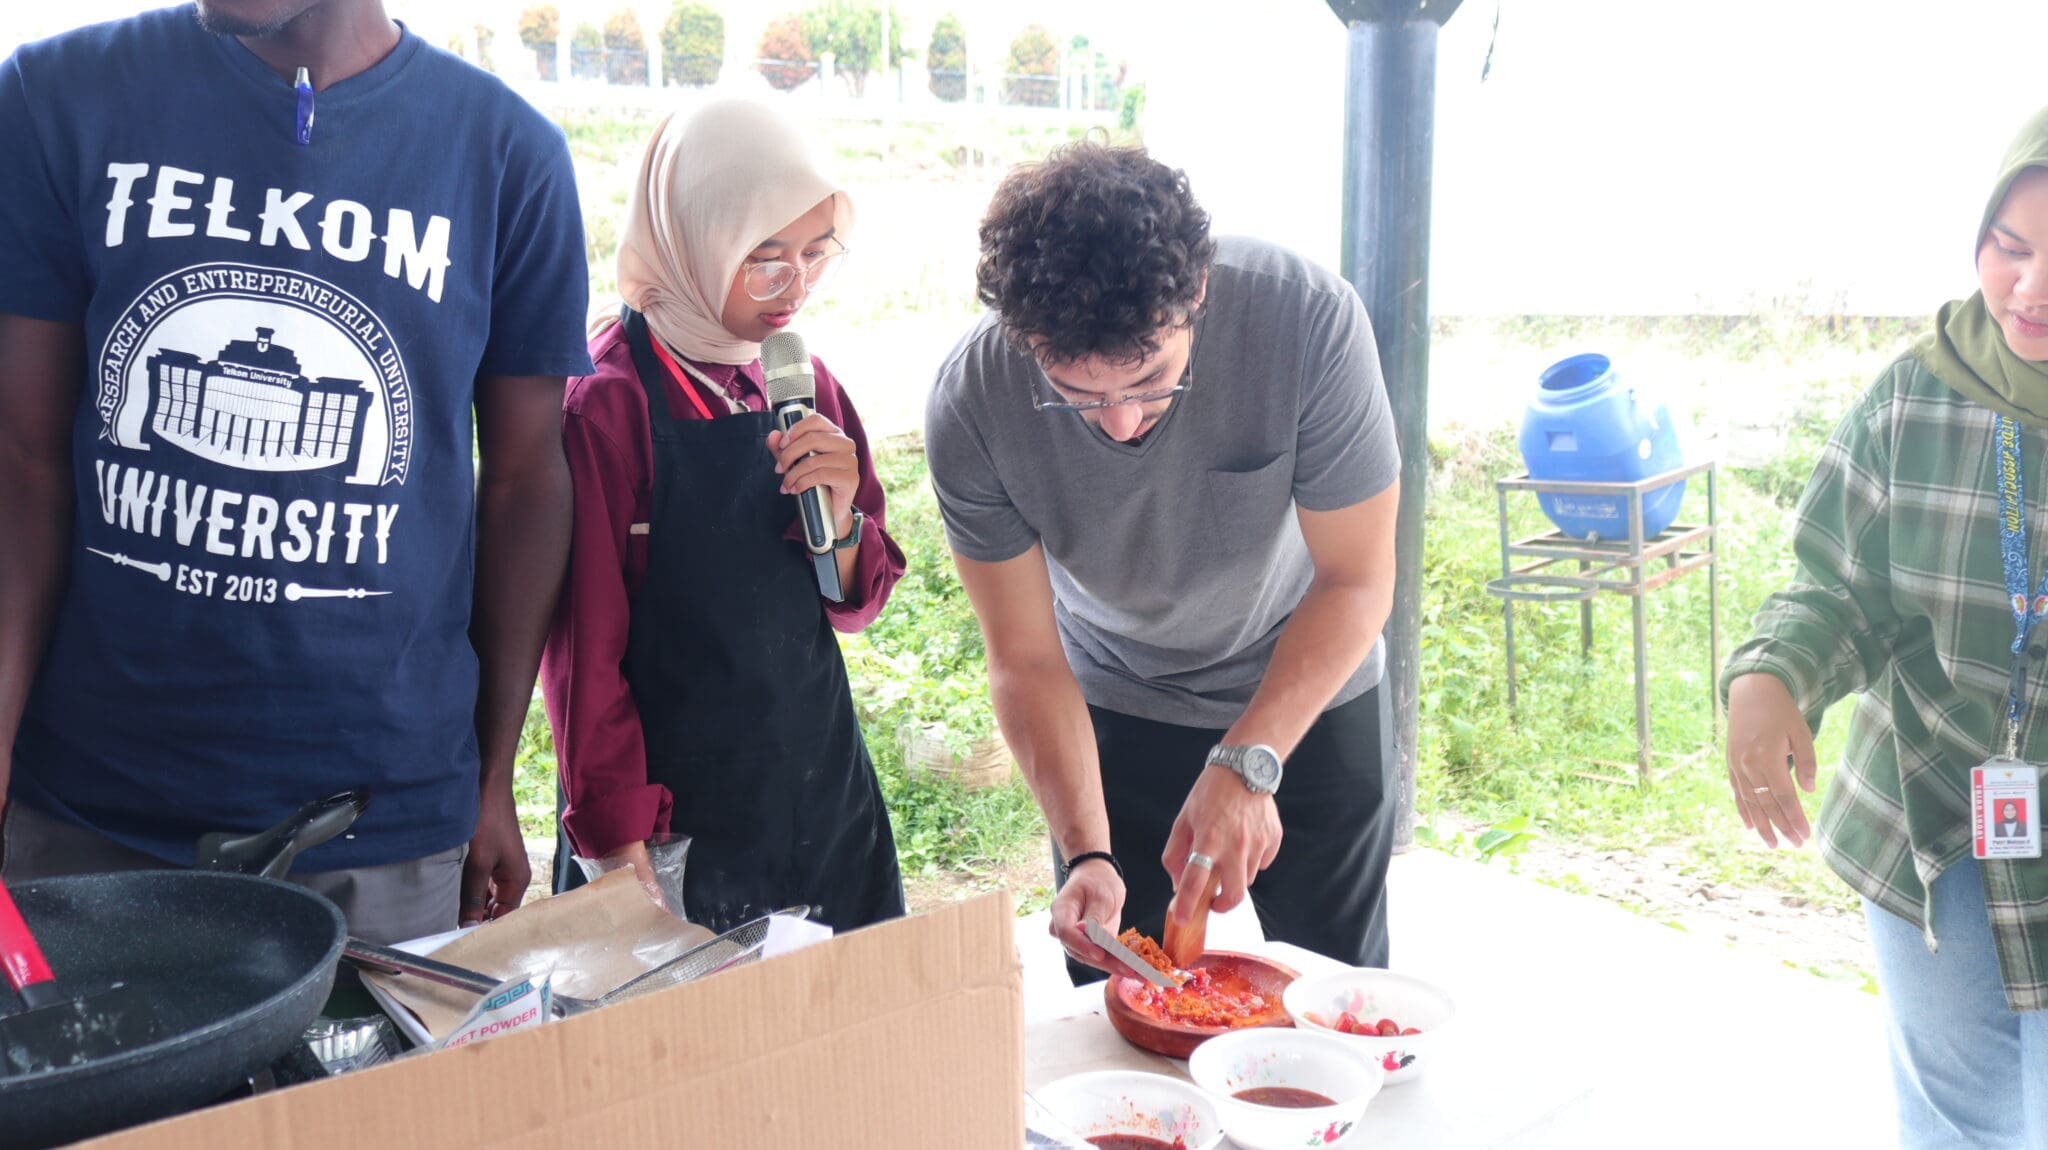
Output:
[0, 791, 367, 1150]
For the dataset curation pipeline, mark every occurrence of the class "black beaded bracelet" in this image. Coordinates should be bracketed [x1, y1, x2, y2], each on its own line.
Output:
[1062, 850, 1124, 881]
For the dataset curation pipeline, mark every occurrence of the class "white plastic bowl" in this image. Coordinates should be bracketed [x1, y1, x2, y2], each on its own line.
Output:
[1033, 1070, 1226, 1150]
[1282, 966, 1456, 1086]
[1186, 1028, 1382, 1150]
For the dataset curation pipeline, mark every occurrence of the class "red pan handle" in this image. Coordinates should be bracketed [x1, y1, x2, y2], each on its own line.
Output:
[0, 874, 63, 1008]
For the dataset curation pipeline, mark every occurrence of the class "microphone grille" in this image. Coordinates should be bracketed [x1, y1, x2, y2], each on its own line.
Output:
[760, 330, 815, 406]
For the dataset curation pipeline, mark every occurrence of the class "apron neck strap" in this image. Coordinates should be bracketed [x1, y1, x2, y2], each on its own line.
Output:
[621, 306, 716, 428]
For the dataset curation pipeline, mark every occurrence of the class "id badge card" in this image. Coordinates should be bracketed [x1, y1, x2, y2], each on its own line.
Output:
[1974, 759, 2043, 860]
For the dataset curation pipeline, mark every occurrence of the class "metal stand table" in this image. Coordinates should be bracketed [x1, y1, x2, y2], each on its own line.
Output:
[1485, 462, 1719, 782]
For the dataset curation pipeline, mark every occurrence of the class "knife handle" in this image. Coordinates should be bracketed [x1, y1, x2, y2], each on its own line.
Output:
[0, 876, 62, 1007]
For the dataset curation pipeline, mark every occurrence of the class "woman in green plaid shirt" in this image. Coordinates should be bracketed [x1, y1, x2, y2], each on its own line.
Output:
[1725, 107, 2048, 1147]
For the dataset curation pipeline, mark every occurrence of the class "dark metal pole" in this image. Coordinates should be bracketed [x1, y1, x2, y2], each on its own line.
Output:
[1329, 0, 1461, 849]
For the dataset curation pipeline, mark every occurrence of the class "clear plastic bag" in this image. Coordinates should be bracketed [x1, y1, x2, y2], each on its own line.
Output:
[573, 832, 690, 920]
[303, 1014, 402, 1075]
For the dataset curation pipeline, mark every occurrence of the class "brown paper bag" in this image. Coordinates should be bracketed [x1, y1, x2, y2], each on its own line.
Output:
[365, 869, 715, 1042]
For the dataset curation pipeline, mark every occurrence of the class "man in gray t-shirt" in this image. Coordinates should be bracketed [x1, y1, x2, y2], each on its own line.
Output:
[925, 142, 1400, 979]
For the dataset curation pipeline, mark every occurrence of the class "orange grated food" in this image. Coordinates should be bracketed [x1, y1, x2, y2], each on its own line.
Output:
[1117, 928, 1178, 977]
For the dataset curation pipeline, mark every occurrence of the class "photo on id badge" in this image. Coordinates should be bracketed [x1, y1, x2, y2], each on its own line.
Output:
[1974, 761, 2043, 859]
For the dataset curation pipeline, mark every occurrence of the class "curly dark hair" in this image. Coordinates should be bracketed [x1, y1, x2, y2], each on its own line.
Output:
[975, 140, 1217, 366]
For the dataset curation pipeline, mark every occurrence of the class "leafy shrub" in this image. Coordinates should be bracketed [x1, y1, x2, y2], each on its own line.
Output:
[570, 22, 603, 80]
[757, 14, 816, 91]
[519, 5, 558, 80]
[1003, 24, 1059, 108]
[798, 0, 905, 97]
[660, 2, 724, 87]
[926, 12, 965, 102]
[603, 11, 649, 86]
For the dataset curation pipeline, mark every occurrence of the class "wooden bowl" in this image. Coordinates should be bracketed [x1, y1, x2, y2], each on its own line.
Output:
[1104, 951, 1300, 1060]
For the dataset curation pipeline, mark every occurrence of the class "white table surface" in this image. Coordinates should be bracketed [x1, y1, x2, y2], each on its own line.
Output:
[1020, 848, 1891, 1150]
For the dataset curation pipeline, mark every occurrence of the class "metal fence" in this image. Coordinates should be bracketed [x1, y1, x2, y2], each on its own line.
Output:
[518, 45, 1119, 118]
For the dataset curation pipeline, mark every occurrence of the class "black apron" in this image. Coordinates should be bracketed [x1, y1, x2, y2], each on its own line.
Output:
[551, 309, 904, 934]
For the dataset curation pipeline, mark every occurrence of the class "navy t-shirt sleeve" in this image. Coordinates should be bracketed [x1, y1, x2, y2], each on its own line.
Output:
[1294, 285, 1400, 512]
[480, 121, 593, 379]
[0, 50, 87, 322]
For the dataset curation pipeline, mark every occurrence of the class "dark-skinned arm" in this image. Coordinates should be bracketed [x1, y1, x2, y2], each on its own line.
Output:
[0, 314, 82, 819]
[463, 372, 573, 924]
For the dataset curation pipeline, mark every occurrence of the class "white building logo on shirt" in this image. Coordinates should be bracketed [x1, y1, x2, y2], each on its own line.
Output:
[96, 261, 412, 487]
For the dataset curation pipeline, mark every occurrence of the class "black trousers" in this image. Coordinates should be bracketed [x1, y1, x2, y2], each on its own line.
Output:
[1059, 684, 1395, 985]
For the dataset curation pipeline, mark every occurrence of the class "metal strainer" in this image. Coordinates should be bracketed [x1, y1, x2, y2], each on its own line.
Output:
[598, 907, 811, 1005]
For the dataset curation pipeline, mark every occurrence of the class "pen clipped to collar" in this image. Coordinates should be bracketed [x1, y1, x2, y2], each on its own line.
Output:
[294, 66, 315, 146]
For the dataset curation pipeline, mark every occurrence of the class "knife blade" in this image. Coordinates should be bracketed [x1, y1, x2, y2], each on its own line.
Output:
[1082, 919, 1178, 989]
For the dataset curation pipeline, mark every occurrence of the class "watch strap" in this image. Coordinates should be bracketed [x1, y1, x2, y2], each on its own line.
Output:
[832, 507, 864, 550]
[1207, 742, 1280, 794]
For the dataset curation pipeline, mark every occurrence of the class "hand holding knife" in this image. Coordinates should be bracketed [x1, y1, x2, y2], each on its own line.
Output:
[1082, 919, 1180, 989]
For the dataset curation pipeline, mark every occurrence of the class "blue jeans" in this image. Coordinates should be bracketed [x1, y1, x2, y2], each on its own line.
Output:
[1865, 855, 2048, 1148]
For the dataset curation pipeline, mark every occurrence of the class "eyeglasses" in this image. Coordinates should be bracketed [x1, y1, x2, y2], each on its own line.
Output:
[742, 238, 849, 301]
[1030, 320, 1200, 413]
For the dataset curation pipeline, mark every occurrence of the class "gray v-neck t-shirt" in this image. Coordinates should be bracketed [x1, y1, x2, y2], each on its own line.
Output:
[924, 236, 1399, 728]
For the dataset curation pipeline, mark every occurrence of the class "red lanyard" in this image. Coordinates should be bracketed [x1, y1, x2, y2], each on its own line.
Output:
[646, 334, 718, 421]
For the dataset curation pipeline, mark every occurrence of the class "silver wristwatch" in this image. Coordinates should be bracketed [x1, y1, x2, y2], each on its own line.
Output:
[1207, 742, 1284, 795]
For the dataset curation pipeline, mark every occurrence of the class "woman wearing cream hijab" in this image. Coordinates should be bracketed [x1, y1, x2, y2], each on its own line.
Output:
[1725, 106, 2048, 1145]
[539, 100, 906, 932]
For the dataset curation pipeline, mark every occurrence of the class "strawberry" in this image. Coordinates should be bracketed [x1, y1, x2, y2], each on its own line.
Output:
[1376, 1018, 1400, 1037]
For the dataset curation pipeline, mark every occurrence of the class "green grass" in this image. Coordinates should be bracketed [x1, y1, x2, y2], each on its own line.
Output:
[1412, 412, 1861, 912]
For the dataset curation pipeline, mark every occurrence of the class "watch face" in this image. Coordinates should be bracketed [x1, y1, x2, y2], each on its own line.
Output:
[1245, 747, 1282, 789]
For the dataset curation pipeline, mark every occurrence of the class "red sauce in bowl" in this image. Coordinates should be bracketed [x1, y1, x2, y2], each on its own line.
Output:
[1086, 1137, 1187, 1150]
[1232, 1086, 1337, 1108]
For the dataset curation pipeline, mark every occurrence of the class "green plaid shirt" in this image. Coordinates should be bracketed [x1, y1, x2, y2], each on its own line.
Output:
[1725, 352, 2048, 1010]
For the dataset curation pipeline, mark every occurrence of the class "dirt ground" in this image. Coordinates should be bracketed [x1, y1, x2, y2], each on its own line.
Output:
[903, 838, 1056, 917]
[1430, 818, 1876, 987]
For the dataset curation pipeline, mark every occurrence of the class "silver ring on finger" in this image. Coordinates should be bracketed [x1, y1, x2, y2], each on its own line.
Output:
[1752, 786, 1771, 794]
[1186, 851, 1216, 870]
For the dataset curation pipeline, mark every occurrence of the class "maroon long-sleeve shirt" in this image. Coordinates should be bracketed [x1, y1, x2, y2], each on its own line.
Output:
[539, 322, 905, 860]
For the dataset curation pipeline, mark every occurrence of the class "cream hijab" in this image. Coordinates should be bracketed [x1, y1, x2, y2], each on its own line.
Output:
[602, 99, 851, 366]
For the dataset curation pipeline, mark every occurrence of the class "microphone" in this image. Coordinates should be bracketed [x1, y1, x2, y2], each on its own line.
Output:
[761, 330, 834, 555]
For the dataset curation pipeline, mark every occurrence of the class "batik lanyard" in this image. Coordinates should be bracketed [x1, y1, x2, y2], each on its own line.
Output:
[1994, 415, 2048, 758]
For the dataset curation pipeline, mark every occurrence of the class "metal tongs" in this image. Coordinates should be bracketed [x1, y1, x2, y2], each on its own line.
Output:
[344, 906, 813, 1019]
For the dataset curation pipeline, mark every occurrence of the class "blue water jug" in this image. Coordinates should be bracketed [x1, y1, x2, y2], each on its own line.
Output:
[1517, 353, 1686, 541]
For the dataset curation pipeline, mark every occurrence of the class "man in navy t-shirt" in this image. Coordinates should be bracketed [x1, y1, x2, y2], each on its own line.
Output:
[0, 1, 594, 943]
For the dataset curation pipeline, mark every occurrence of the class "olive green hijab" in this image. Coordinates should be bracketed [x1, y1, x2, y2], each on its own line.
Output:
[1915, 104, 2048, 427]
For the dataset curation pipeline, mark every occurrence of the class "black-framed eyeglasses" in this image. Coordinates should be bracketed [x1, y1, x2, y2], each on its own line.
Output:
[742, 236, 849, 301]
[1030, 317, 1201, 413]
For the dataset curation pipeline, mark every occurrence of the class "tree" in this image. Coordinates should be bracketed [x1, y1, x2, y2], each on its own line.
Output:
[570, 22, 603, 80]
[661, 2, 724, 87]
[798, 0, 904, 97]
[1118, 83, 1146, 134]
[603, 11, 648, 85]
[756, 14, 816, 92]
[1003, 23, 1059, 108]
[926, 12, 965, 103]
[518, 5, 559, 81]
[471, 24, 496, 73]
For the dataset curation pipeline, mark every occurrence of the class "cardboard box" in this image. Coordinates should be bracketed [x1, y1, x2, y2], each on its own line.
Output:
[81, 893, 1023, 1149]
